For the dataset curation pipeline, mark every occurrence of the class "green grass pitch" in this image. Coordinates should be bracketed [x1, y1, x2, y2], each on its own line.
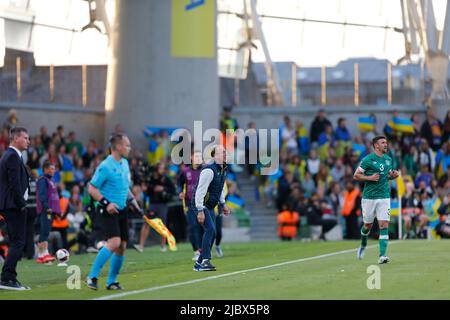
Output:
[0, 240, 449, 300]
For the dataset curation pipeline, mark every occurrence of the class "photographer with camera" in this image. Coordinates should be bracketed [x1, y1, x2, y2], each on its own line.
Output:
[134, 162, 176, 253]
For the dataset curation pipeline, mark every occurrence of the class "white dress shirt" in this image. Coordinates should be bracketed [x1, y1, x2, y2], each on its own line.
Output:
[9, 146, 29, 201]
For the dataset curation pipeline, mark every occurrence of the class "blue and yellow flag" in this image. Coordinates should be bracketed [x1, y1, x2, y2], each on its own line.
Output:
[352, 143, 366, 155]
[424, 197, 442, 239]
[296, 127, 309, 154]
[384, 120, 395, 135]
[435, 153, 450, 179]
[226, 195, 245, 209]
[390, 200, 399, 216]
[144, 127, 180, 136]
[393, 117, 414, 133]
[147, 138, 159, 165]
[357, 117, 375, 131]
[171, 0, 215, 58]
[168, 164, 179, 178]
[268, 169, 283, 183]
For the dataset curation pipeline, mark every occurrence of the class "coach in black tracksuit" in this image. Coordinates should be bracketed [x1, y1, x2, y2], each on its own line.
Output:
[0, 127, 31, 291]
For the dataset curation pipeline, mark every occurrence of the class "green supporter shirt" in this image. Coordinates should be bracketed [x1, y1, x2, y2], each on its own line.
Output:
[358, 153, 393, 200]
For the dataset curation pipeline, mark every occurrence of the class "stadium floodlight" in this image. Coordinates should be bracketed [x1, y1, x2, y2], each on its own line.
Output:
[399, 0, 450, 99]
[81, 0, 102, 33]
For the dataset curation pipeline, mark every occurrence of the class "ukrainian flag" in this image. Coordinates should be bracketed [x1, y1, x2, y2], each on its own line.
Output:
[384, 120, 395, 135]
[144, 127, 180, 136]
[168, 164, 179, 178]
[297, 127, 310, 154]
[147, 138, 159, 165]
[390, 200, 399, 216]
[393, 117, 414, 133]
[296, 127, 307, 138]
[352, 143, 366, 156]
[436, 153, 450, 178]
[268, 169, 283, 183]
[357, 117, 375, 131]
[424, 198, 442, 238]
[226, 195, 244, 210]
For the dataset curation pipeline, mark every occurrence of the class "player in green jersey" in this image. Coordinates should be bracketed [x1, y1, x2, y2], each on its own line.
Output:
[353, 136, 399, 264]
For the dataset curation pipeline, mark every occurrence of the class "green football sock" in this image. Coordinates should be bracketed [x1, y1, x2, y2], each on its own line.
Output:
[379, 228, 389, 257]
[360, 226, 370, 248]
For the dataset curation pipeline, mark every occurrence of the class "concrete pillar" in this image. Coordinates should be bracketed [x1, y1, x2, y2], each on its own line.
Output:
[105, 0, 220, 150]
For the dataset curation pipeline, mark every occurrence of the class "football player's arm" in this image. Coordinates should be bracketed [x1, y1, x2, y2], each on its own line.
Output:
[353, 163, 379, 182]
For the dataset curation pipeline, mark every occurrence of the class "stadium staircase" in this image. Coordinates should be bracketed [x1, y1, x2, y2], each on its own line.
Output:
[236, 172, 279, 241]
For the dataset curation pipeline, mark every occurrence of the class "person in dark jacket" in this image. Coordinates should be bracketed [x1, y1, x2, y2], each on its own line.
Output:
[0, 127, 31, 290]
[310, 109, 332, 144]
[305, 194, 324, 240]
[420, 106, 443, 151]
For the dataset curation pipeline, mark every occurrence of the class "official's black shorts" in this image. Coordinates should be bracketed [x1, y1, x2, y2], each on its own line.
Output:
[97, 207, 129, 242]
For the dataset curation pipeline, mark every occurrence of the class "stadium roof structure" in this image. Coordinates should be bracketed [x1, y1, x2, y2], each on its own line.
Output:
[252, 57, 450, 86]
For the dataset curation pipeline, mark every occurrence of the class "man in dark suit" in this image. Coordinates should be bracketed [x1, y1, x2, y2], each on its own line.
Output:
[0, 127, 31, 291]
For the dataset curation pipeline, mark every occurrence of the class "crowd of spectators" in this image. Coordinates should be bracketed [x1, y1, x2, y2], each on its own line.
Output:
[261, 107, 450, 241]
[0, 109, 244, 260]
[1, 106, 449, 262]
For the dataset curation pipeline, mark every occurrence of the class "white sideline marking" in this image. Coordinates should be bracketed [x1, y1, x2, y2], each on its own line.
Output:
[94, 243, 396, 300]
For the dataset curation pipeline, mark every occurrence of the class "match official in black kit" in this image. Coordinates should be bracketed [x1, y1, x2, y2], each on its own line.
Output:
[0, 127, 31, 291]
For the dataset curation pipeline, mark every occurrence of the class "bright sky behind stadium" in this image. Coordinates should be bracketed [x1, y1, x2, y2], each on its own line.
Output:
[251, 0, 447, 66]
[1, 0, 448, 67]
